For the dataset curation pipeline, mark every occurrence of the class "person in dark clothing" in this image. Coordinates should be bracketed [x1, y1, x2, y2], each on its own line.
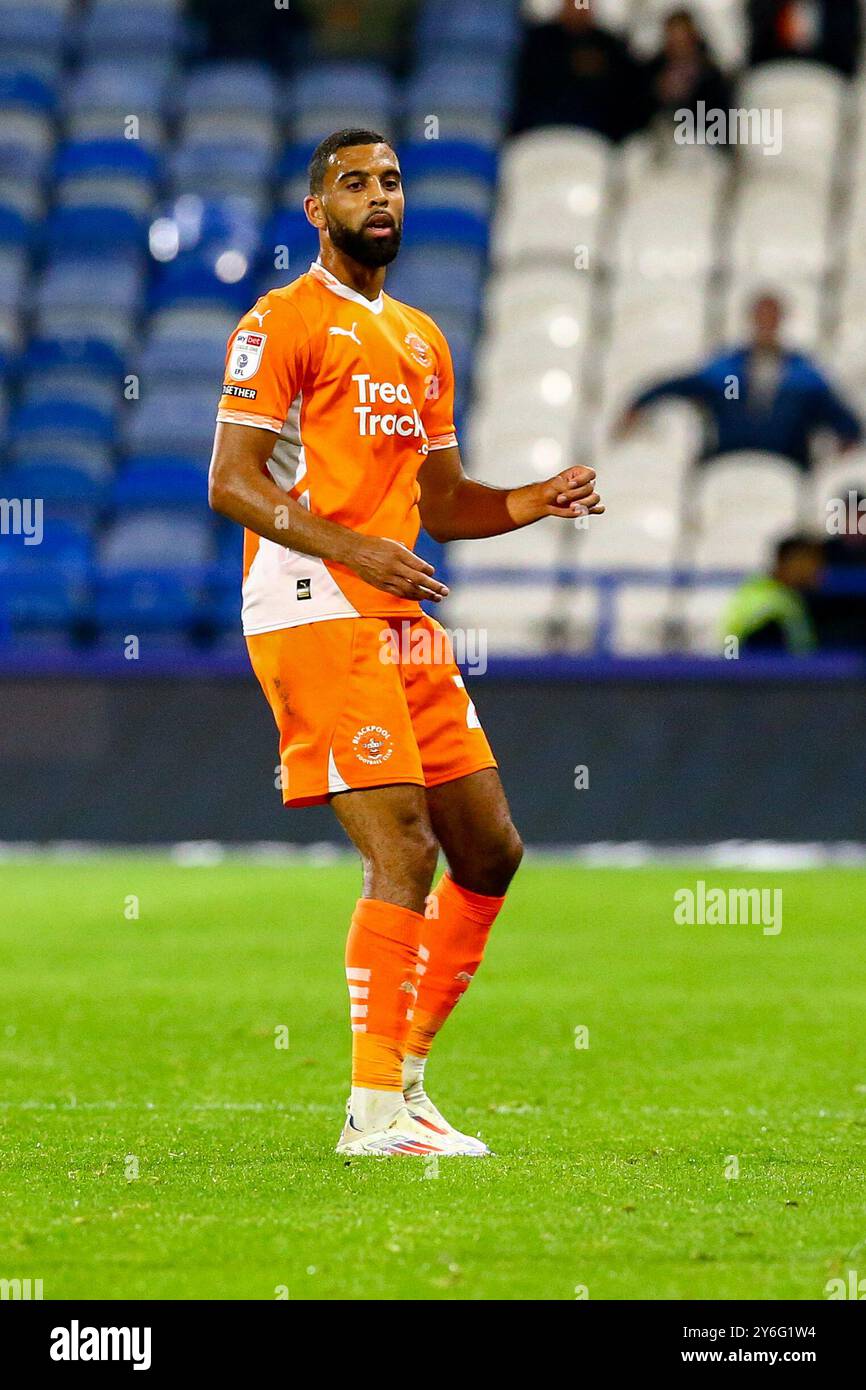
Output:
[747, 0, 862, 79]
[619, 295, 862, 469]
[512, 0, 644, 142]
[188, 0, 306, 67]
[814, 490, 866, 650]
[723, 534, 823, 653]
[640, 8, 733, 133]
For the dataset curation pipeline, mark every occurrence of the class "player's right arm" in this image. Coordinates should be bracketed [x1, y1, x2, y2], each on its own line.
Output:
[208, 422, 448, 602]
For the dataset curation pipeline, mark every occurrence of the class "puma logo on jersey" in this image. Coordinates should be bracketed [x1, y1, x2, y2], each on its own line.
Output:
[251, 308, 271, 327]
[329, 322, 362, 346]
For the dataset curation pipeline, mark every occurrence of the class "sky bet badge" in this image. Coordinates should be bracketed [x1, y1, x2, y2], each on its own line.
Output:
[229, 330, 267, 381]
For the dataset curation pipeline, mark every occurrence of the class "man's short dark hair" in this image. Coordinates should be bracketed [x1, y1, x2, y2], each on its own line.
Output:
[309, 129, 390, 195]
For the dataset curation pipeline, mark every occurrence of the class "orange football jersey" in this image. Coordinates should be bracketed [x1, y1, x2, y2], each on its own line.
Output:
[216, 259, 458, 635]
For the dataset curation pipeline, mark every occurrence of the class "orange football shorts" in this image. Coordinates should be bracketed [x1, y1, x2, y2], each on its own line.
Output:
[246, 614, 497, 808]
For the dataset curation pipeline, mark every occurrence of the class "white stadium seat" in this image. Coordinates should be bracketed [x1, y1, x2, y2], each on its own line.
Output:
[683, 584, 740, 654]
[691, 453, 804, 569]
[493, 128, 612, 266]
[613, 583, 678, 654]
[726, 175, 831, 285]
[735, 61, 845, 187]
[809, 453, 866, 532]
[447, 518, 564, 573]
[484, 266, 593, 334]
[612, 171, 721, 285]
[441, 581, 598, 656]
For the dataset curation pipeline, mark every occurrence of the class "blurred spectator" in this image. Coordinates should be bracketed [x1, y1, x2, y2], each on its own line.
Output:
[723, 535, 822, 653]
[620, 294, 862, 469]
[813, 489, 866, 650]
[513, 0, 643, 141]
[189, 0, 305, 66]
[299, 0, 417, 67]
[639, 9, 732, 136]
[747, 0, 862, 79]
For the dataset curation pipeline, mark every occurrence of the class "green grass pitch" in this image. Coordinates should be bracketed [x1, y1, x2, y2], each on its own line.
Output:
[1, 858, 864, 1301]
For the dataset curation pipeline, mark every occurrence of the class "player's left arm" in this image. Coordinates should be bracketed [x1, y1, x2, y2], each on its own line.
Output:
[418, 444, 604, 542]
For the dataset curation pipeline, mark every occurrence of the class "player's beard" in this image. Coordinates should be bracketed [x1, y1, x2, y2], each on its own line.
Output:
[326, 213, 402, 268]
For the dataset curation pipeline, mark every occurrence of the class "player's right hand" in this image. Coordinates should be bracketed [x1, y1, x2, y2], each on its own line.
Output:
[350, 537, 450, 603]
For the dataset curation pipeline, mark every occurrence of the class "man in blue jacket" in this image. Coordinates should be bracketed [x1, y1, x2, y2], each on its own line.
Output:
[619, 295, 862, 468]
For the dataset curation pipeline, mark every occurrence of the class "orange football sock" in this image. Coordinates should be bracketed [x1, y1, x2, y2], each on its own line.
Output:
[345, 898, 424, 1091]
[405, 874, 505, 1058]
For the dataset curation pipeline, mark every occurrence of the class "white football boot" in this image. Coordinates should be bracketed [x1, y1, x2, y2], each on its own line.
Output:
[401, 1053, 491, 1155]
[336, 1102, 487, 1157]
[402, 1082, 491, 1156]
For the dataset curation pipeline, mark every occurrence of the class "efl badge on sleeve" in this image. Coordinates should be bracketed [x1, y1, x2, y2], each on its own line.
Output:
[229, 330, 267, 381]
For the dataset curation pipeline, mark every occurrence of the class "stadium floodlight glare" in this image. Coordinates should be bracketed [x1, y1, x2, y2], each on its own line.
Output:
[148, 217, 179, 262]
[540, 368, 574, 406]
[530, 437, 564, 473]
[548, 313, 582, 347]
[214, 250, 248, 284]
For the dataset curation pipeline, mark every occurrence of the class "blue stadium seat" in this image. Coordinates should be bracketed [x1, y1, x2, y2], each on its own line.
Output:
[0, 567, 89, 633]
[168, 140, 274, 203]
[76, 4, 186, 64]
[0, 68, 56, 179]
[44, 205, 146, 254]
[0, 201, 37, 251]
[149, 195, 261, 270]
[0, 5, 68, 81]
[3, 461, 108, 509]
[20, 372, 118, 416]
[400, 140, 498, 217]
[149, 259, 254, 314]
[182, 62, 280, 119]
[0, 247, 28, 313]
[12, 394, 114, 436]
[260, 210, 319, 276]
[92, 570, 204, 633]
[64, 60, 170, 122]
[385, 246, 485, 315]
[99, 513, 214, 571]
[0, 512, 94, 575]
[276, 142, 316, 185]
[55, 138, 159, 182]
[113, 456, 208, 510]
[405, 207, 489, 252]
[37, 257, 144, 313]
[0, 65, 56, 117]
[138, 332, 227, 383]
[145, 302, 237, 348]
[404, 59, 511, 145]
[415, 0, 521, 59]
[123, 384, 217, 460]
[35, 256, 143, 348]
[289, 63, 396, 143]
[10, 399, 115, 450]
[94, 511, 213, 632]
[21, 335, 125, 380]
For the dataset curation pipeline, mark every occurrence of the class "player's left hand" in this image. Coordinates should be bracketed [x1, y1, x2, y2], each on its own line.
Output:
[506, 467, 604, 526]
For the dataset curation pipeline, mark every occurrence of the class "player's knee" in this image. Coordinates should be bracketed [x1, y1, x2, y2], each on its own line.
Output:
[401, 818, 440, 887]
[454, 822, 523, 897]
[370, 808, 438, 893]
[488, 824, 523, 892]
